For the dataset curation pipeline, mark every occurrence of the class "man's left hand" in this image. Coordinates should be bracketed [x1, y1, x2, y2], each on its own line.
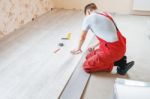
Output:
[71, 49, 82, 55]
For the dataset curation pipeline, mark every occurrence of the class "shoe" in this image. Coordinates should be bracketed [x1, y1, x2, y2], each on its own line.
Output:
[117, 61, 135, 75]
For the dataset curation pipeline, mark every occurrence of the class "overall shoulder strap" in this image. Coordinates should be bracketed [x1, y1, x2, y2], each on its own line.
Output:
[99, 12, 119, 31]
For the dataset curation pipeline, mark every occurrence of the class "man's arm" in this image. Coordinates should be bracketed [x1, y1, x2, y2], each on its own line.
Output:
[78, 31, 87, 50]
[71, 31, 87, 54]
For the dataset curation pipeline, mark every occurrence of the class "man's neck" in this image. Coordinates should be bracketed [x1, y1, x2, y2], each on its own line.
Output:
[91, 10, 97, 14]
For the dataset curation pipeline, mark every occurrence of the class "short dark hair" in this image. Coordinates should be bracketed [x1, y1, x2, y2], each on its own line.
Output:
[84, 3, 97, 15]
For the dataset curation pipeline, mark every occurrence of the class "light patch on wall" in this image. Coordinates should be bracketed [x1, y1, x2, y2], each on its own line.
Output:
[0, 0, 54, 36]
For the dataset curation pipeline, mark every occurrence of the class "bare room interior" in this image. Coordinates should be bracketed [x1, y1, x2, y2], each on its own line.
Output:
[0, 0, 150, 99]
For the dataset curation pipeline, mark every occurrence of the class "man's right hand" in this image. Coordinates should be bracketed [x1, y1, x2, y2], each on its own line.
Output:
[88, 47, 95, 52]
[71, 49, 82, 55]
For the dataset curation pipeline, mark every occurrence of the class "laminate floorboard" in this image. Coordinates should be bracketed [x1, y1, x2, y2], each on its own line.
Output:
[0, 9, 94, 99]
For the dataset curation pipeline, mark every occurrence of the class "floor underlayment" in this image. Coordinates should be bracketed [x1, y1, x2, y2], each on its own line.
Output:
[82, 15, 150, 99]
[0, 9, 150, 99]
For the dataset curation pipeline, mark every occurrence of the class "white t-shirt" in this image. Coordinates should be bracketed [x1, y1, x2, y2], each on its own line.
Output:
[82, 12, 118, 42]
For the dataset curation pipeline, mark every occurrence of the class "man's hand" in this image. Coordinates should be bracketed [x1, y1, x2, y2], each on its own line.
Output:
[88, 47, 95, 52]
[88, 43, 99, 52]
[71, 49, 82, 55]
[71, 31, 87, 55]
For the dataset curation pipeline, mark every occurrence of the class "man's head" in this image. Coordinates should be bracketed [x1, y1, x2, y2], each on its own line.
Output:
[84, 3, 97, 16]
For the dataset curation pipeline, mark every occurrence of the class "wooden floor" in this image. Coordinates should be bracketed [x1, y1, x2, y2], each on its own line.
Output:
[0, 9, 93, 99]
[1, 9, 150, 99]
[82, 15, 150, 99]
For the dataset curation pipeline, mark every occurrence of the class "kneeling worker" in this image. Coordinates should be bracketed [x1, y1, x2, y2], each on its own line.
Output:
[71, 3, 134, 75]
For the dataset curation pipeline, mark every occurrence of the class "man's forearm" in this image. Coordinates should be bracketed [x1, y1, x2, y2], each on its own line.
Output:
[78, 37, 85, 50]
[77, 31, 87, 50]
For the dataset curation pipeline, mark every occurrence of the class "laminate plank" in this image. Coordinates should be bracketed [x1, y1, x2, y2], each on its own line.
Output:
[0, 10, 94, 99]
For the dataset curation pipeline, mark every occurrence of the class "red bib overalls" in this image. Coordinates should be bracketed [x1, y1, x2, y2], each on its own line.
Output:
[83, 13, 126, 73]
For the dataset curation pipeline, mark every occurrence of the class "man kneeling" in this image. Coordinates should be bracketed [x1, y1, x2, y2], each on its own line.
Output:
[71, 3, 134, 75]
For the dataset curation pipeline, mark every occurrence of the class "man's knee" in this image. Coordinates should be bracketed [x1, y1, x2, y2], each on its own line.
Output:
[83, 63, 96, 73]
[83, 67, 92, 73]
[83, 62, 92, 73]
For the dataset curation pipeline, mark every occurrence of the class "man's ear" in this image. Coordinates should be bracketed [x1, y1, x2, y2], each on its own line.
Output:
[87, 9, 90, 15]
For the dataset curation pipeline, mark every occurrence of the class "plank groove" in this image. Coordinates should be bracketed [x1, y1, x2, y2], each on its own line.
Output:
[0, 9, 94, 99]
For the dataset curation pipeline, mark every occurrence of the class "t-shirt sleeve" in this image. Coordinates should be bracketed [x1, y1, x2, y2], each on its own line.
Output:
[81, 18, 90, 32]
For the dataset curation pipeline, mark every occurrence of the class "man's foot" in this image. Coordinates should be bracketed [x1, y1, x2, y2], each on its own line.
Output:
[117, 61, 135, 75]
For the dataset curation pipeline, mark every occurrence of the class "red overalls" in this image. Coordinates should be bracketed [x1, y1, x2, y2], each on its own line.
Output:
[83, 13, 126, 73]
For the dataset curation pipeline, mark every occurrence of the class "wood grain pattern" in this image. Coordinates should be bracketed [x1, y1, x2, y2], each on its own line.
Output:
[59, 50, 91, 99]
[0, 9, 94, 99]
[59, 37, 98, 99]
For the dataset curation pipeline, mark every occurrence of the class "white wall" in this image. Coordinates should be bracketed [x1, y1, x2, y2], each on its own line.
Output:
[53, 0, 150, 15]
[53, 0, 132, 14]
[133, 0, 150, 11]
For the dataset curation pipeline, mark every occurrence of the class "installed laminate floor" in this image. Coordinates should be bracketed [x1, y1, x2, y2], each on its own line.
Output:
[0, 9, 93, 99]
[1, 9, 150, 99]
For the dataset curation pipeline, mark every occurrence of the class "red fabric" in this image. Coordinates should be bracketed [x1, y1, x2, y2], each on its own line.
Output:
[83, 13, 126, 73]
